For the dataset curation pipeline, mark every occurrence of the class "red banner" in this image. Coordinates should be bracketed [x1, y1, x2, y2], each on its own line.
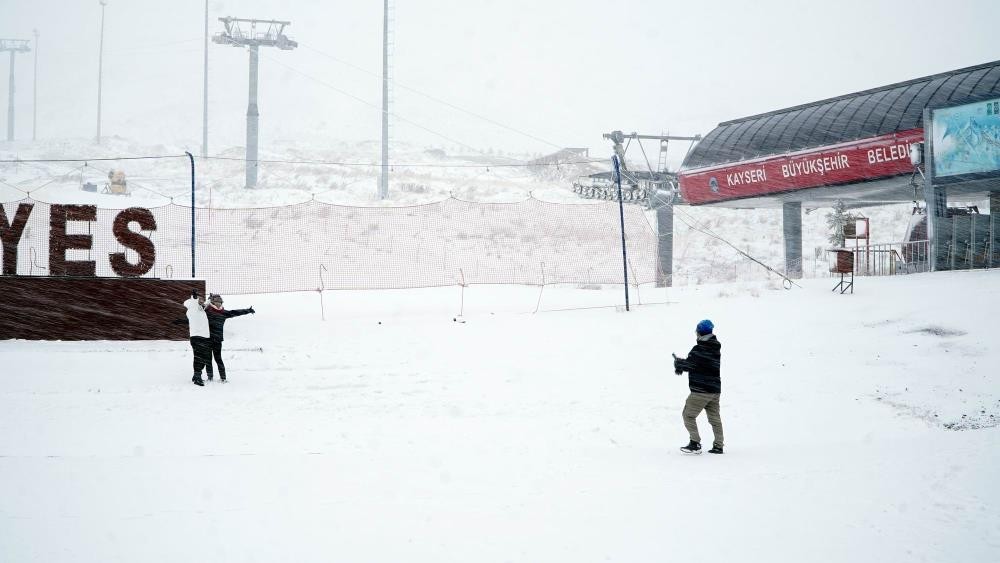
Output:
[678, 129, 923, 205]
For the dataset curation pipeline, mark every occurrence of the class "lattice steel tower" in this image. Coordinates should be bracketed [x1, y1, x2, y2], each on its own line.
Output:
[1, 39, 31, 142]
[213, 17, 297, 188]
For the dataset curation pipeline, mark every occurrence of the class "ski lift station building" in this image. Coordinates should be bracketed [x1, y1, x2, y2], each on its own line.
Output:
[675, 59, 1000, 279]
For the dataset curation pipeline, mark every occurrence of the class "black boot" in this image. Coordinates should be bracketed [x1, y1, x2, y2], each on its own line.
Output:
[708, 445, 724, 454]
[192, 373, 205, 387]
[680, 440, 702, 454]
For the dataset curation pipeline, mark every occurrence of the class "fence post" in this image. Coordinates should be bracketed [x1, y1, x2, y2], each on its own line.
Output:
[626, 255, 641, 305]
[318, 264, 327, 321]
[534, 262, 545, 314]
[459, 268, 466, 318]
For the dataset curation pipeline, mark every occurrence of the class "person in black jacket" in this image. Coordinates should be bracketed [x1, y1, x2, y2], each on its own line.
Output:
[673, 319, 724, 454]
[204, 293, 255, 383]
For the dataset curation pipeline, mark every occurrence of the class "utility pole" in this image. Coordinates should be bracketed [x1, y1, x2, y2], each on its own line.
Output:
[32, 30, 38, 141]
[201, 0, 208, 158]
[96, 0, 108, 144]
[378, 0, 391, 199]
[1, 39, 31, 142]
[213, 17, 297, 189]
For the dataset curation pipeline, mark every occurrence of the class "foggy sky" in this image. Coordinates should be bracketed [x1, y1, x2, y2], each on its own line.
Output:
[2, 0, 998, 163]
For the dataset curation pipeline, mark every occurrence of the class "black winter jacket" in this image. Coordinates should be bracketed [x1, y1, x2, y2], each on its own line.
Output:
[205, 306, 252, 341]
[674, 334, 722, 394]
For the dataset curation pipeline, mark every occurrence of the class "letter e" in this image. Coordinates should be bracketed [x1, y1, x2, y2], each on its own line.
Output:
[49, 204, 97, 277]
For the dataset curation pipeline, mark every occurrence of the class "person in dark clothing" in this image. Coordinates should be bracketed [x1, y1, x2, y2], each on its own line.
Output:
[204, 293, 254, 383]
[673, 319, 724, 454]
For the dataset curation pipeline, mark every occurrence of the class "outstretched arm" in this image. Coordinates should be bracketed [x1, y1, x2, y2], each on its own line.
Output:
[673, 356, 690, 373]
[223, 307, 255, 318]
[673, 346, 698, 373]
[184, 289, 206, 311]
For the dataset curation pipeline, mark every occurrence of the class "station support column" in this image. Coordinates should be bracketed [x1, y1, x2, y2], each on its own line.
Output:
[922, 174, 949, 271]
[782, 201, 802, 279]
[656, 203, 674, 287]
[990, 191, 999, 268]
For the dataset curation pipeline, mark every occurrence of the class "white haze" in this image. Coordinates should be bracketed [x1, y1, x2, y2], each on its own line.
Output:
[2, 0, 998, 163]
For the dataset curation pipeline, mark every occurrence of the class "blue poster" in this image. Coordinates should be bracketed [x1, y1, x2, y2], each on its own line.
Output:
[931, 97, 1000, 177]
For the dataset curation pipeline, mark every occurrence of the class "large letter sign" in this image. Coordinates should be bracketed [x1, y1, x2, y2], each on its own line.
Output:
[0, 203, 159, 278]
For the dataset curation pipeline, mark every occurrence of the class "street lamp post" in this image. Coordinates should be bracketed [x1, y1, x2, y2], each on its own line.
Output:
[6, 49, 14, 142]
[96, 0, 107, 144]
[202, 0, 208, 158]
[379, 0, 390, 200]
[32, 29, 38, 141]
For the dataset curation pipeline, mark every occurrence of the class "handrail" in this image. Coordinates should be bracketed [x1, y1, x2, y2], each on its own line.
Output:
[829, 240, 930, 276]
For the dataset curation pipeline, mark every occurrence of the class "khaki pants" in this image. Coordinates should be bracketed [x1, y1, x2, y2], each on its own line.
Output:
[682, 392, 724, 448]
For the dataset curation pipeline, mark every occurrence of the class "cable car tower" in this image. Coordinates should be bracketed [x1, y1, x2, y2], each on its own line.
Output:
[213, 17, 297, 188]
[572, 130, 701, 205]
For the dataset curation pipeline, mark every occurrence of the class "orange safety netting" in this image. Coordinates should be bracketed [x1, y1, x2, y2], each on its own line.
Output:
[2, 198, 659, 294]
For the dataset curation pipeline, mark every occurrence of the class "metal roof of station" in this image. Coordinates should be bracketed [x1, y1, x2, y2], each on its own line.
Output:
[682, 60, 1000, 170]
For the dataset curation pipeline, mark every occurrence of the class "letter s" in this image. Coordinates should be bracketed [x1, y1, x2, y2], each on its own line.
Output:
[109, 207, 157, 277]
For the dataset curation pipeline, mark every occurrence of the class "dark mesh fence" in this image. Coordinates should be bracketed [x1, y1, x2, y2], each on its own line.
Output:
[2, 198, 659, 294]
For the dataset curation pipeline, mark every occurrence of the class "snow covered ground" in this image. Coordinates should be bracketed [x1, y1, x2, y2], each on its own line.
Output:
[2, 271, 998, 562]
[0, 137, 591, 207]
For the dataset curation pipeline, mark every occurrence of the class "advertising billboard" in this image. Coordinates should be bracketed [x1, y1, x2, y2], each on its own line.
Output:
[930, 96, 1000, 179]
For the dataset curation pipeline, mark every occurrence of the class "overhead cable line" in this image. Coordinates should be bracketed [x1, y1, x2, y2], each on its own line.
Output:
[300, 43, 567, 150]
[0, 178, 30, 195]
[214, 33, 484, 155]
[671, 205, 801, 289]
[256, 50, 487, 155]
[616, 139, 800, 288]
[21, 164, 89, 197]
[198, 154, 604, 168]
[97, 37, 202, 55]
[0, 155, 187, 163]
[2, 153, 604, 169]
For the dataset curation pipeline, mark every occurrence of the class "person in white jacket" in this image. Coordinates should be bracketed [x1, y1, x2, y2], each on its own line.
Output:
[184, 290, 212, 386]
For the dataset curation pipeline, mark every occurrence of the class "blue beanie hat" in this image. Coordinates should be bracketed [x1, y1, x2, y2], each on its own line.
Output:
[696, 319, 714, 335]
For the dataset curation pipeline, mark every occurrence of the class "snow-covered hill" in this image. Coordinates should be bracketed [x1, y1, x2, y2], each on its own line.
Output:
[0, 137, 960, 286]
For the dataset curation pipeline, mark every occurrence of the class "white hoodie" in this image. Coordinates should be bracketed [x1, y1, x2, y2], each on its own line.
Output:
[184, 298, 210, 338]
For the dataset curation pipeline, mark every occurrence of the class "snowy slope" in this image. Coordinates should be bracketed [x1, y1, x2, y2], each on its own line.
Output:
[1, 137, 932, 287]
[1, 272, 998, 562]
[0, 137, 592, 207]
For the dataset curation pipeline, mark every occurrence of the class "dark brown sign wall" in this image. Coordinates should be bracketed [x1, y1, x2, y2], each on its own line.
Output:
[0, 277, 205, 341]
